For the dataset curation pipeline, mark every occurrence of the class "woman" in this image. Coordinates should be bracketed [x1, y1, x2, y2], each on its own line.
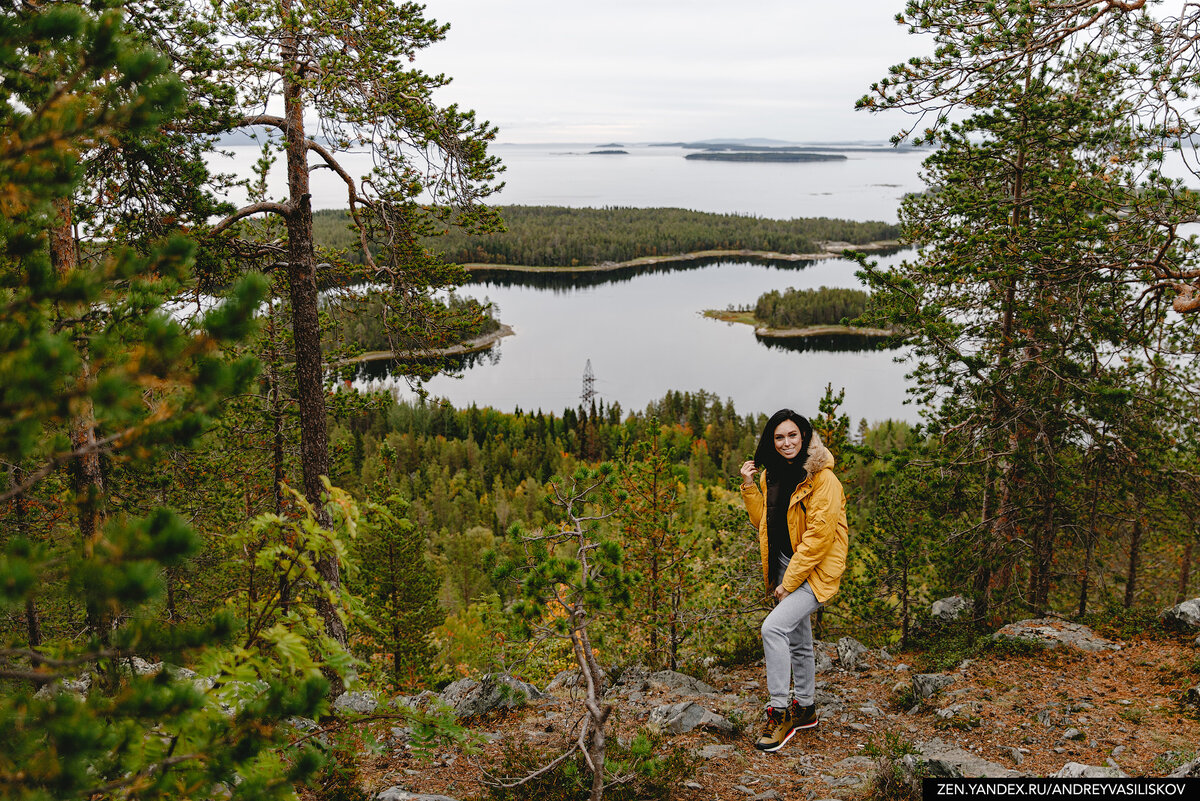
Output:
[739, 409, 848, 752]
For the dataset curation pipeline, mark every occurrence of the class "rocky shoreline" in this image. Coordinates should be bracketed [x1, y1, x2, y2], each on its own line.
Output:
[462, 241, 901, 276]
[333, 324, 514, 366]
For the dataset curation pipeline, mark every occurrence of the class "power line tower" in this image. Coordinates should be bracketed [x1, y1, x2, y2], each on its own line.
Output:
[581, 359, 596, 406]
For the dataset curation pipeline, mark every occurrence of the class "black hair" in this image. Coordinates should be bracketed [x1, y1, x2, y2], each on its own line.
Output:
[754, 408, 813, 481]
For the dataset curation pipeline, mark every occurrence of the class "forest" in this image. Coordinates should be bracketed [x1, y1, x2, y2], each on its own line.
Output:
[312, 205, 901, 267]
[3, 1, 1200, 801]
[750, 286, 872, 329]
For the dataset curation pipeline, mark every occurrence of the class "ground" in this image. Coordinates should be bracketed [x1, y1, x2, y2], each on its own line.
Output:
[351, 629, 1200, 801]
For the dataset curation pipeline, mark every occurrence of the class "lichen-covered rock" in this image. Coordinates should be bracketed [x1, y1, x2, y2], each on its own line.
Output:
[1168, 757, 1200, 778]
[375, 789, 460, 801]
[438, 673, 544, 719]
[931, 595, 974, 622]
[912, 673, 956, 700]
[836, 636, 869, 670]
[1160, 598, 1200, 630]
[905, 737, 1023, 779]
[992, 618, 1120, 652]
[647, 701, 734, 735]
[33, 674, 91, 699]
[333, 690, 379, 715]
[1051, 762, 1127, 779]
[546, 666, 608, 693]
[645, 669, 715, 696]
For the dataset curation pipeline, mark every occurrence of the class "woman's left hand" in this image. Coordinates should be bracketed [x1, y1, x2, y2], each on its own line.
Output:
[774, 585, 790, 602]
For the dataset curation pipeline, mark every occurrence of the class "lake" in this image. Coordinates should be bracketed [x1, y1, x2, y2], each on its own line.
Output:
[209, 141, 928, 423]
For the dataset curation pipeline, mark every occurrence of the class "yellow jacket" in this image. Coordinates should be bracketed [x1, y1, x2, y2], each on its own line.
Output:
[740, 431, 848, 603]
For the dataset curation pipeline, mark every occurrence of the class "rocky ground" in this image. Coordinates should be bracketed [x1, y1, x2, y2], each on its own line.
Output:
[350, 606, 1200, 801]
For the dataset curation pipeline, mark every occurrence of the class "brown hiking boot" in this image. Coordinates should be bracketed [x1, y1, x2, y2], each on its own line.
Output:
[789, 699, 819, 730]
[754, 705, 797, 752]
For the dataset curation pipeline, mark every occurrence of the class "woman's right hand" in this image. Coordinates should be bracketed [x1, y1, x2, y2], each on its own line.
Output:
[739, 460, 758, 487]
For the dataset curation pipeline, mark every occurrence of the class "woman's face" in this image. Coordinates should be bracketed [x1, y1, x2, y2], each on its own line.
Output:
[773, 419, 803, 462]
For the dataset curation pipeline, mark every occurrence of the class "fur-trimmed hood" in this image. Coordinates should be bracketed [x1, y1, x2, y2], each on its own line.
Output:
[801, 430, 835, 477]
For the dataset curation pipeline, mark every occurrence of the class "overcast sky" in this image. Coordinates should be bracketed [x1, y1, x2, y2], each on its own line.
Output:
[416, 0, 926, 144]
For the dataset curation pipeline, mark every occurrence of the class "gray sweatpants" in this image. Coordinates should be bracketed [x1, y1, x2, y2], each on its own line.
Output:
[760, 580, 822, 708]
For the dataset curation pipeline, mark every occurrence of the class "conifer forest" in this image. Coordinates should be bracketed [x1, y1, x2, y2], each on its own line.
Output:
[3, 2, 1200, 800]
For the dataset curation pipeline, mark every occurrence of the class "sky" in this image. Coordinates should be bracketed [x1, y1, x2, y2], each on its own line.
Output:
[416, 0, 927, 144]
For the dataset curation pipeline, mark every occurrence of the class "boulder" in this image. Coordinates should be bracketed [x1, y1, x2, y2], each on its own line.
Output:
[905, 737, 1023, 779]
[645, 669, 715, 696]
[438, 673, 544, 719]
[1051, 763, 1127, 779]
[33, 674, 92, 699]
[1160, 598, 1200, 630]
[375, 789, 460, 801]
[992, 618, 1120, 652]
[647, 701, 735, 735]
[126, 656, 163, 676]
[1168, 758, 1200, 779]
[333, 691, 379, 715]
[912, 673, 956, 701]
[931, 595, 974, 623]
[836, 637, 870, 670]
[546, 666, 608, 693]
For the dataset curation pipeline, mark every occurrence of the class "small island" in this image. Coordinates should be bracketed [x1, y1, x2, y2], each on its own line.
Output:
[588, 149, 628, 155]
[704, 286, 896, 340]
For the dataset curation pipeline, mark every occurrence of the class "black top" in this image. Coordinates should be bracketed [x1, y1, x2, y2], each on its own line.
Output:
[765, 466, 803, 586]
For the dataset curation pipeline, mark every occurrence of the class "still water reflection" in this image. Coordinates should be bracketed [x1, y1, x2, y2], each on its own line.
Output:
[353, 252, 918, 425]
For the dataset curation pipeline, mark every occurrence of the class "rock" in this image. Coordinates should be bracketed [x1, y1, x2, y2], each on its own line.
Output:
[610, 663, 651, 689]
[375, 789, 460, 801]
[750, 791, 781, 801]
[1159, 598, 1200, 630]
[645, 669, 715, 696]
[912, 673, 956, 700]
[1062, 728, 1084, 741]
[127, 656, 163, 676]
[931, 595, 974, 622]
[906, 737, 1024, 779]
[333, 691, 378, 715]
[438, 673, 544, 719]
[992, 618, 1121, 652]
[1182, 685, 1200, 712]
[394, 691, 436, 711]
[1008, 748, 1024, 766]
[647, 701, 734, 735]
[546, 666, 608, 692]
[836, 637, 870, 670]
[815, 649, 834, 674]
[695, 744, 736, 759]
[1168, 758, 1200, 778]
[33, 674, 92, 699]
[1051, 763, 1128, 779]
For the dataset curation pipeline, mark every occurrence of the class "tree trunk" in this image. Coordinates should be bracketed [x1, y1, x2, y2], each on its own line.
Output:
[50, 198, 108, 641]
[1077, 455, 1102, 617]
[280, 15, 346, 658]
[1179, 530, 1194, 604]
[1124, 511, 1143, 609]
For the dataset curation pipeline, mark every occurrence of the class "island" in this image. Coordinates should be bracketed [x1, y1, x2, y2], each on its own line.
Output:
[684, 151, 848, 162]
[702, 309, 893, 339]
[702, 286, 897, 341]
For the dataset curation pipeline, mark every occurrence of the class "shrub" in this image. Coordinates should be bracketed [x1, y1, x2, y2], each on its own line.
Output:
[859, 732, 924, 801]
[482, 731, 696, 801]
